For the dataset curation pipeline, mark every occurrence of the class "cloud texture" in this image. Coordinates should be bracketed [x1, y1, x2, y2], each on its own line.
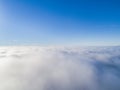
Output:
[0, 46, 120, 90]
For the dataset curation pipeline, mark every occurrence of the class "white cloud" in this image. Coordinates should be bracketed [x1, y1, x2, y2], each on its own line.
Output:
[0, 46, 120, 90]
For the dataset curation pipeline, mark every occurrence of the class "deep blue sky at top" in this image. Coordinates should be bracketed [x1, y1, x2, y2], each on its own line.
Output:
[0, 0, 120, 46]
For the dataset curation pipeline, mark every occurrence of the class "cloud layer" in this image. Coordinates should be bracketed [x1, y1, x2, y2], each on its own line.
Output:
[0, 46, 120, 90]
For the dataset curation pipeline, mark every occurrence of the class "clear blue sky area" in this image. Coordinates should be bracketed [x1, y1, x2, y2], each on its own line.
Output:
[0, 0, 120, 46]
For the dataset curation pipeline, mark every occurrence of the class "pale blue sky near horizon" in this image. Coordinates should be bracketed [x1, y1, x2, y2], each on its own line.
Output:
[0, 0, 120, 46]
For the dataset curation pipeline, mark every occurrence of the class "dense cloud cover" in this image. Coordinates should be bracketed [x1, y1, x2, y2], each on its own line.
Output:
[0, 46, 120, 90]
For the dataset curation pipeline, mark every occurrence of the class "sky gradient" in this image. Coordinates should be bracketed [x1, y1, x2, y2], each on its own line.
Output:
[0, 0, 120, 46]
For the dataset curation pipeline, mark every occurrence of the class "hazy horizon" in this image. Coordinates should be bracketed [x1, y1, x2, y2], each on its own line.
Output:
[0, 1, 120, 90]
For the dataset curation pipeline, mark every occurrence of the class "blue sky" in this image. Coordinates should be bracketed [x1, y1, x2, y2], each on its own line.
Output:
[0, 0, 120, 46]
